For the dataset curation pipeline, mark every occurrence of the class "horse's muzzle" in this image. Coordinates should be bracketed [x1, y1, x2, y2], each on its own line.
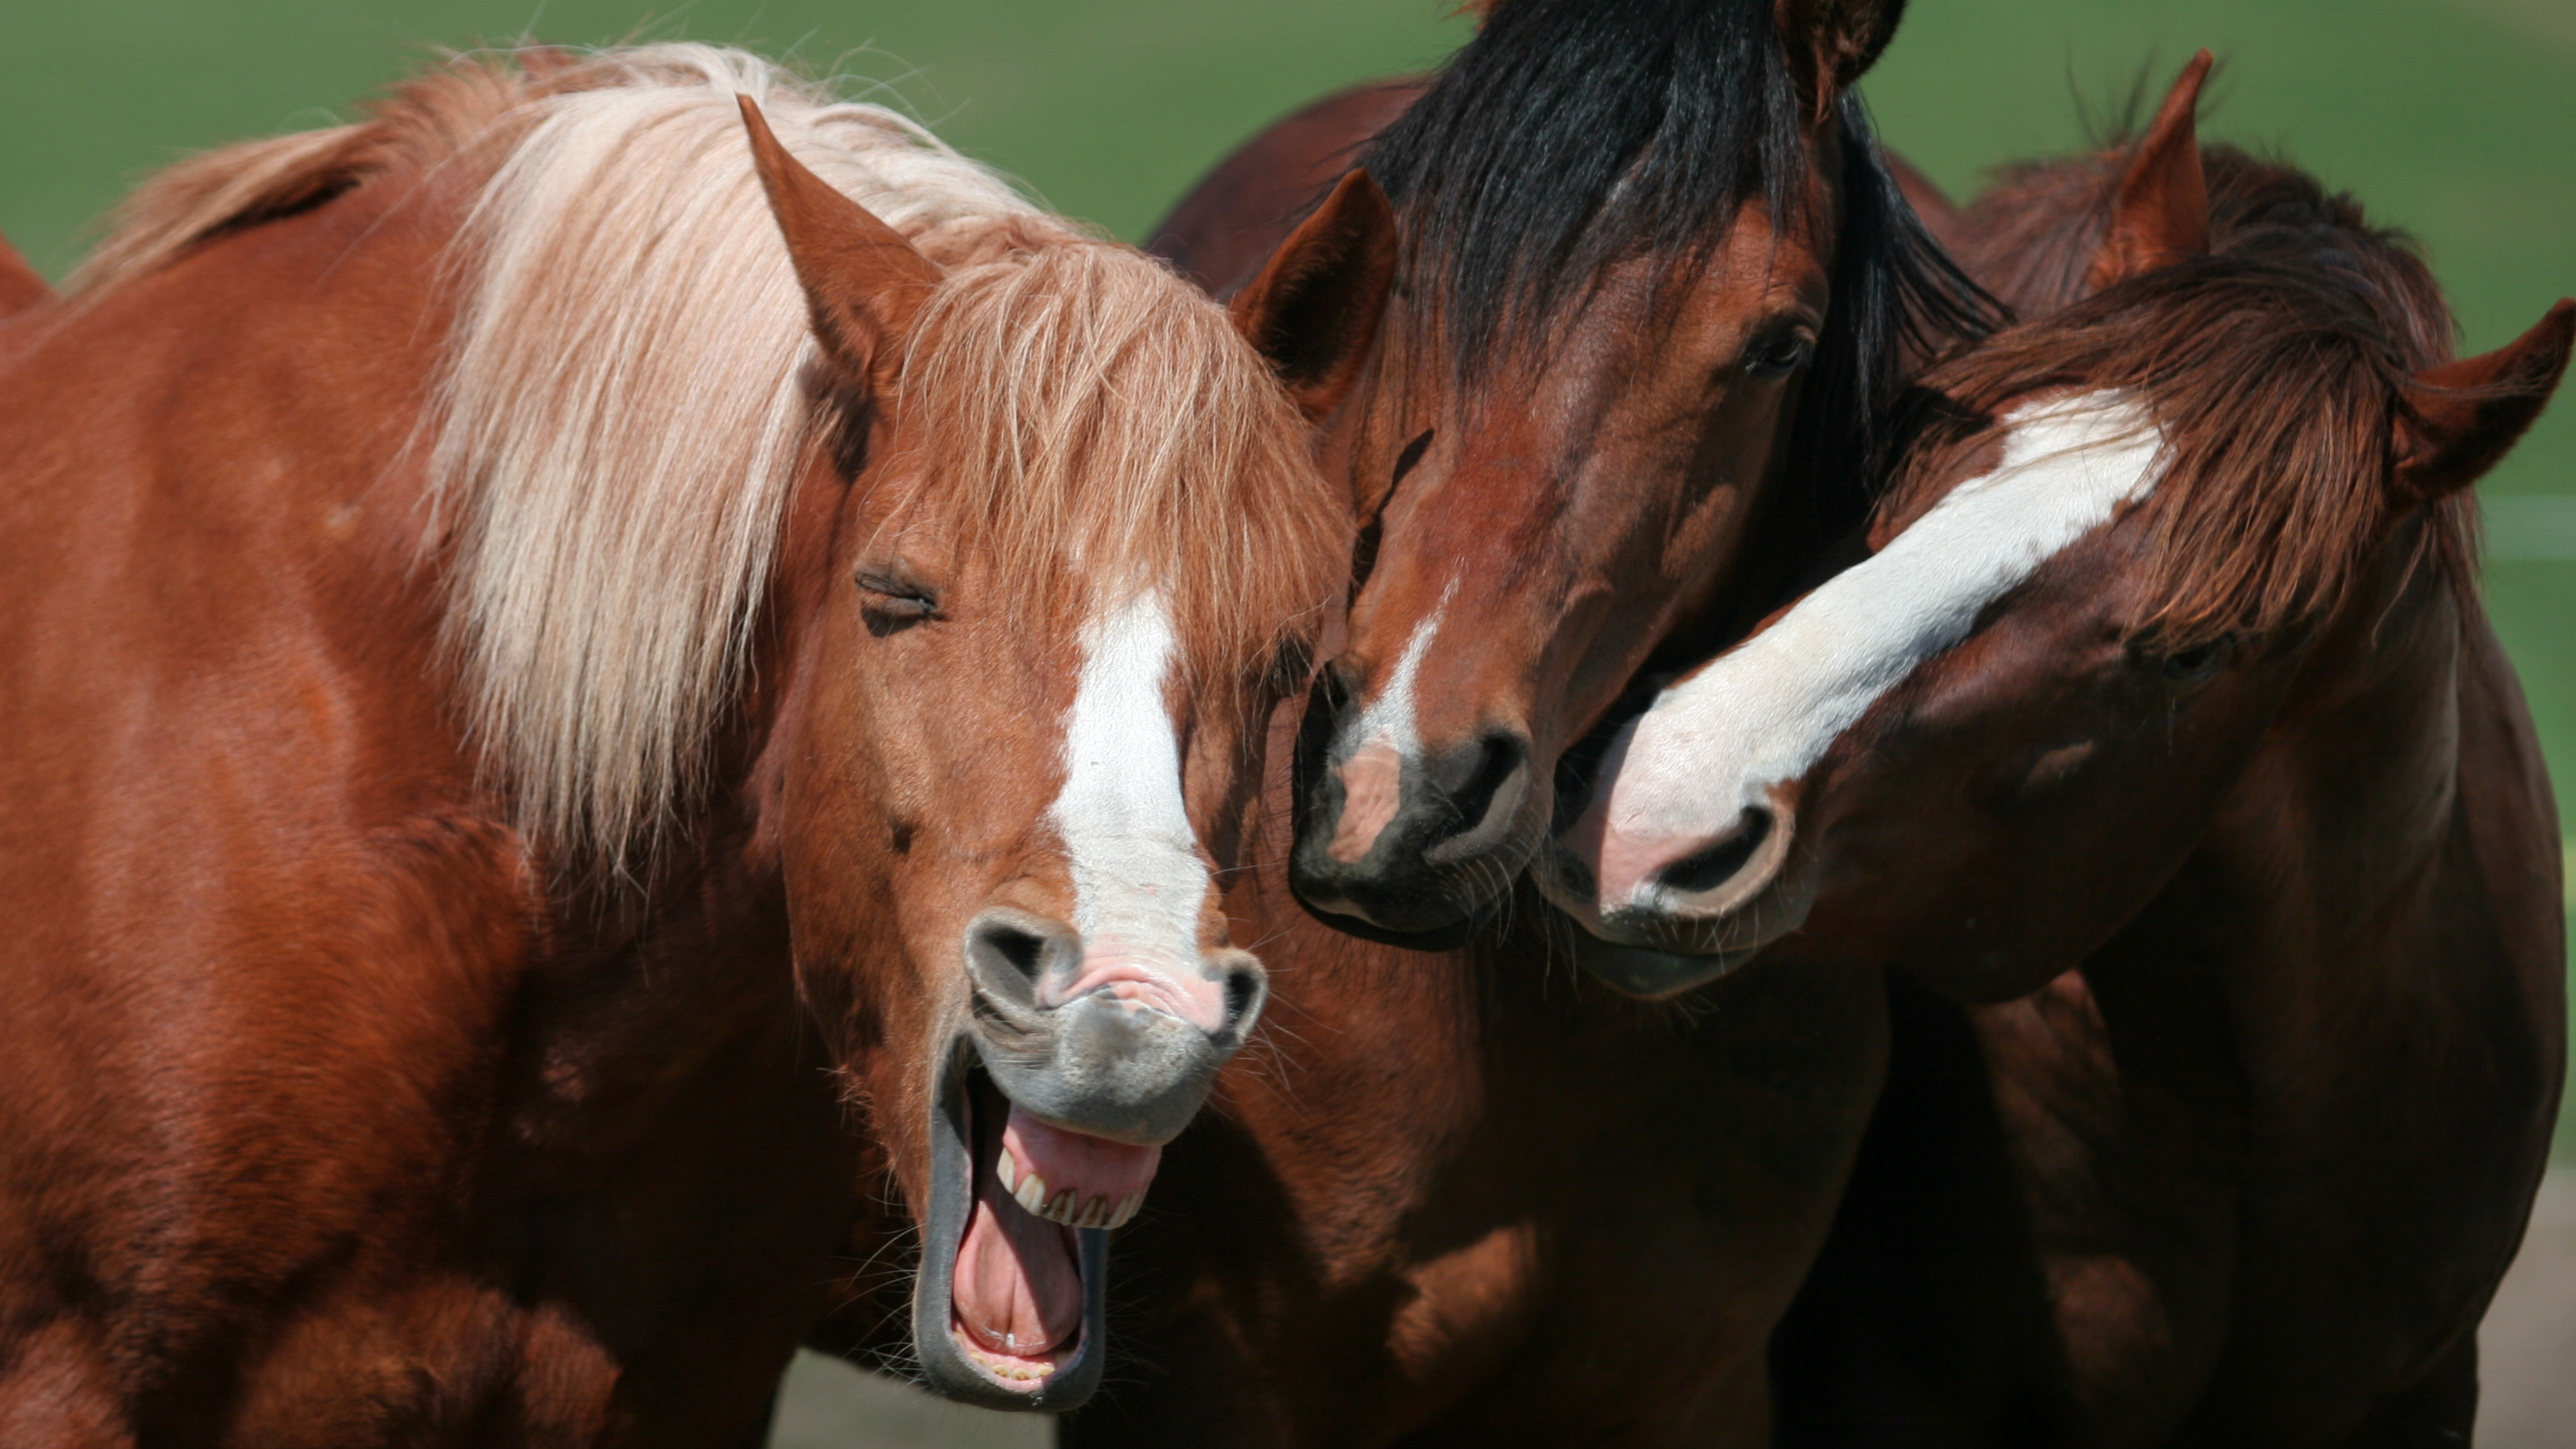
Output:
[1287, 677, 1541, 942]
[959, 906, 1264, 1146]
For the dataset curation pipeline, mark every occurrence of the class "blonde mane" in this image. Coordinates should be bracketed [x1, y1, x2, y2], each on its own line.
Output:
[73, 45, 1348, 868]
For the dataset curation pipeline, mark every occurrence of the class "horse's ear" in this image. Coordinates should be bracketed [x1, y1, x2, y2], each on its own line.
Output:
[2392, 300, 2576, 503]
[739, 95, 941, 389]
[1774, 0, 1907, 118]
[0, 231, 47, 317]
[1229, 168, 1399, 425]
[2087, 51, 2215, 294]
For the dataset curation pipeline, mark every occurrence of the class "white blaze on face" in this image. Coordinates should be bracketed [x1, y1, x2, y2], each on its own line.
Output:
[1589, 391, 2169, 910]
[1049, 587, 1224, 1026]
[1325, 577, 1456, 863]
[1349, 578, 1453, 763]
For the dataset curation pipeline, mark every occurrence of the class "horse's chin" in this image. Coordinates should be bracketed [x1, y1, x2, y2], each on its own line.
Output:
[912, 1040, 1112, 1410]
[1534, 845, 1810, 998]
[1580, 929, 1772, 998]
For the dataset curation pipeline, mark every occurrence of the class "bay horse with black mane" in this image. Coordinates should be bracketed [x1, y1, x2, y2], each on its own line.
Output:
[0, 44, 1375, 1440]
[1545, 56, 2570, 1445]
[1149, 0, 1992, 945]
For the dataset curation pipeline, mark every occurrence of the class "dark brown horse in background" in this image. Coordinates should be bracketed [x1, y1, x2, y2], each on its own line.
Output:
[0, 44, 1373, 1441]
[974, 3, 1990, 1444]
[1544, 57, 2570, 1445]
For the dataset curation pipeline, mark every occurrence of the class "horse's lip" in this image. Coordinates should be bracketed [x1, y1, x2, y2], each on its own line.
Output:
[1567, 932, 1761, 1000]
[1287, 881, 1481, 951]
[911, 1038, 1110, 1410]
[1535, 832, 1810, 967]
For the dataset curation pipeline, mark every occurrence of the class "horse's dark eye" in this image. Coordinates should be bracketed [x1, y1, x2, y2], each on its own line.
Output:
[1744, 329, 1815, 379]
[2155, 637, 2235, 684]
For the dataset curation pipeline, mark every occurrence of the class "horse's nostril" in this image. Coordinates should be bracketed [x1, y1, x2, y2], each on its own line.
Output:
[968, 916, 1055, 988]
[1656, 807, 1774, 896]
[1460, 732, 1524, 819]
[1433, 732, 1527, 834]
[1223, 970, 1259, 1029]
[982, 924, 1045, 979]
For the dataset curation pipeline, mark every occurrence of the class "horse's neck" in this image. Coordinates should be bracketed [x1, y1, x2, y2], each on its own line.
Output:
[2123, 550, 2551, 1134]
[32, 172, 812, 1121]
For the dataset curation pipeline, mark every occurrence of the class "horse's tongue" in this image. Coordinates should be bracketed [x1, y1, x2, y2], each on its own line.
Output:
[953, 1154, 1081, 1359]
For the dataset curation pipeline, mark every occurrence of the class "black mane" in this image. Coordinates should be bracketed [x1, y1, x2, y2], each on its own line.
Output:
[1364, 0, 1804, 370]
[1361, 0, 2000, 527]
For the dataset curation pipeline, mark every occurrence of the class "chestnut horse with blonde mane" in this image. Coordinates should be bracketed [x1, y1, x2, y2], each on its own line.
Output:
[1546, 57, 2570, 1444]
[0, 45, 1377, 1440]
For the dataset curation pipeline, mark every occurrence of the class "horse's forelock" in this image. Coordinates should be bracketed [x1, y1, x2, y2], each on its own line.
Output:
[894, 238, 1350, 697]
[1894, 253, 2467, 651]
[1903, 146, 2474, 653]
[1363, 0, 1811, 383]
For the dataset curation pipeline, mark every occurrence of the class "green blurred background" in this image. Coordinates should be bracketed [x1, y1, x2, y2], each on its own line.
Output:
[5, 2, 2569, 1439]
[15, 0, 2563, 1134]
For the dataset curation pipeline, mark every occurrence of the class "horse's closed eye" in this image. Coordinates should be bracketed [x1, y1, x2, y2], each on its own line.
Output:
[2148, 636, 2235, 686]
[855, 564, 940, 627]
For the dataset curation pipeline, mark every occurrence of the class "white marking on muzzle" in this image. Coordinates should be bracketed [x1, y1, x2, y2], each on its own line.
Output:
[1325, 579, 1456, 863]
[1346, 578, 1454, 765]
[1590, 392, 2167, 911]
[1050, 588, 1224, 1028]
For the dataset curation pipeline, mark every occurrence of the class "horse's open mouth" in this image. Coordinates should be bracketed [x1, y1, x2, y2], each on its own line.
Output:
[950, 1070, 1163, 1380]
[913, 1042, 1131, 1409]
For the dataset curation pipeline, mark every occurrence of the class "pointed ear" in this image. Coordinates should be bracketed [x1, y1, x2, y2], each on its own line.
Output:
[2087, 51, 2215, 294]
[1229, 169, 1399, 425]
[2392, 300, 2575, 503]
[0, 231, 47, 317]
[738, 95, 941, 387]
[1774, 0, 1908, 120]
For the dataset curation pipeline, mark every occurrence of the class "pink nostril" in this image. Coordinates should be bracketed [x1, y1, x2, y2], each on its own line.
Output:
[1592, 821, 1682, 911]
[1652, 807, 1775, 896]
[1593, 805, 1778, 910]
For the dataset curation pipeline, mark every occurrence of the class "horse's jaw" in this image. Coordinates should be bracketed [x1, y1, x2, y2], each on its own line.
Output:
[912, 1037, 1112, 1410]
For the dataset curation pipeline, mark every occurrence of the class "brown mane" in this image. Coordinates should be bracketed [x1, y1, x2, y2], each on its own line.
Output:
[1893, 147, 2475, 648]
[65, 46, 1347, 864]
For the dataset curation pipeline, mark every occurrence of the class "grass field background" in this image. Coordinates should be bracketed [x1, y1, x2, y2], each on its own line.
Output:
[18, 0, 2563, 1144]
[6, 2, 2569, 1442]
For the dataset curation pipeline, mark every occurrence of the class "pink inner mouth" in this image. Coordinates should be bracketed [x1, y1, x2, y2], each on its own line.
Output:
[949, 1103, 1161, 1386]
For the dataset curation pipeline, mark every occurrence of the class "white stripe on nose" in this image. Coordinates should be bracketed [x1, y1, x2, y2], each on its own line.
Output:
[1049, 588, 1226, 1030]
[1326, 577, 1455, 863]
[1589, 391, 2168, 911]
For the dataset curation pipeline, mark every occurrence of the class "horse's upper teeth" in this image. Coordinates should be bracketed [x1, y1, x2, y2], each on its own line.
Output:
[998, 1146, 1150, 1228]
